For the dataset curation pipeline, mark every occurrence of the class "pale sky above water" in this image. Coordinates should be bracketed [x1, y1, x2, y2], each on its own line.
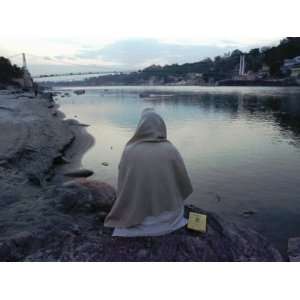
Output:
[0, 0, 298, 74]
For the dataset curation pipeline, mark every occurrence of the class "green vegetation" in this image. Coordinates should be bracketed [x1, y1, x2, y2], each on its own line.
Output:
[138, 38, 300, 81]
[0, 56, 23, 84]
[263, 38, 300, 75]
[51, 37, 300, 86]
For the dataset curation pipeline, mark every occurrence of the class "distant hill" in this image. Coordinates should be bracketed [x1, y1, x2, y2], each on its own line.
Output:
[263, 37, 300, 75]
[49, 37, 300, 86]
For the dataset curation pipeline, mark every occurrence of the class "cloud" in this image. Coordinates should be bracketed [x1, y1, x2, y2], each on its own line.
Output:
[76, 38, 239, 69]
[8, 37, 279, 75]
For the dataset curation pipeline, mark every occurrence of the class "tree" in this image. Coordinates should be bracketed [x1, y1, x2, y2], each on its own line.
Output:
[246, 48, 263, 72]
[263, 37, 300, 76]
[0, 57, 23, 84]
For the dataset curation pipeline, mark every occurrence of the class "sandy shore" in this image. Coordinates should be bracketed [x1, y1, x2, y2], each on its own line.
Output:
[0, 87, 287, 262]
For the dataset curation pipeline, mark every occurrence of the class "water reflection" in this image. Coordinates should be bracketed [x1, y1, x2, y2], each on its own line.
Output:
[57, 87, 300, 253]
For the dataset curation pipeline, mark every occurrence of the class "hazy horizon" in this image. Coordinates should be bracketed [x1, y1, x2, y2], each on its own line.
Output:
[0, 0, 289, 75]
[2, 37, 280, 76]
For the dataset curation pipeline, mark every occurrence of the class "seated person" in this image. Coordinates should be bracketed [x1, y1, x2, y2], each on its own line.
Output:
[104, 108, 193, 237]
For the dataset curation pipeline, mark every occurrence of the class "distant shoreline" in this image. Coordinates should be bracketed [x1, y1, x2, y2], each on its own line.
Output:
[41, 80, 300, 88]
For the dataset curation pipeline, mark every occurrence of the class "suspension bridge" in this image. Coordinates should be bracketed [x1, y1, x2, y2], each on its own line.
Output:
[8, 53, 119, 79]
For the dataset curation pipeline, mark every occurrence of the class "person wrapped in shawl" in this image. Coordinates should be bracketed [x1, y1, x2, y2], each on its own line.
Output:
[105, 108, 193, 236]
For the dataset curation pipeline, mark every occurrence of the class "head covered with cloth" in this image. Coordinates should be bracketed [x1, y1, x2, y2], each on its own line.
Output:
[105, 108, 193, 236]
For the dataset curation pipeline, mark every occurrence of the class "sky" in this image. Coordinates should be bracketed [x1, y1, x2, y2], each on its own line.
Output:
[0, 0, 299, 75]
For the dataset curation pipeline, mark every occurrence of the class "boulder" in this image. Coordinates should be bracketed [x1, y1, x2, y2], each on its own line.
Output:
[24, 204, 284, 262]
[52, 183, 93, 213]
[76, 179, 116, 211]
[3, 178, 282, 262]
[53, 179, 116, 214]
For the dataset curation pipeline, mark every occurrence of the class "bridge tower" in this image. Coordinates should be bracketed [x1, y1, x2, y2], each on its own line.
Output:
[21, 53, 33, 89]
[239, 55, 245, 76]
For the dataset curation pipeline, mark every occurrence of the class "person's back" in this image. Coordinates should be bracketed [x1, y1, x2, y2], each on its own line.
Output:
[104, 108, 193, 236]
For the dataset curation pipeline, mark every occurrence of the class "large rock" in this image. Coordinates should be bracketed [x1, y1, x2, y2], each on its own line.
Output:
[1, 177, 283, 262]
[52, 183, 93, 213]
[52, 179, 116, 214]
[24, 205, 283, 262]
[75, 179, 116, 211]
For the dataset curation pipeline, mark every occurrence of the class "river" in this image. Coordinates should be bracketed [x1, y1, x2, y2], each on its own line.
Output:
[56, 86, 300, 253]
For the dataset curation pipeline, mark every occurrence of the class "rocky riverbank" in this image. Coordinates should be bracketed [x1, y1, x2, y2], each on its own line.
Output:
[0, 87, 94, 260]
[0, 87, 288, 261]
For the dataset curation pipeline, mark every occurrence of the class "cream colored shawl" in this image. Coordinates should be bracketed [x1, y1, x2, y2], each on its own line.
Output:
[104, 108, 193, 228]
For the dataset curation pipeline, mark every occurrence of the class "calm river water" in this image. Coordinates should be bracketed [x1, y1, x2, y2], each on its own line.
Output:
[56, 86, 300, 253]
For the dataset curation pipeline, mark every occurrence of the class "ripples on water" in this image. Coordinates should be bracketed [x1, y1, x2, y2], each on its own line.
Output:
[56, 86, 300, 253]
